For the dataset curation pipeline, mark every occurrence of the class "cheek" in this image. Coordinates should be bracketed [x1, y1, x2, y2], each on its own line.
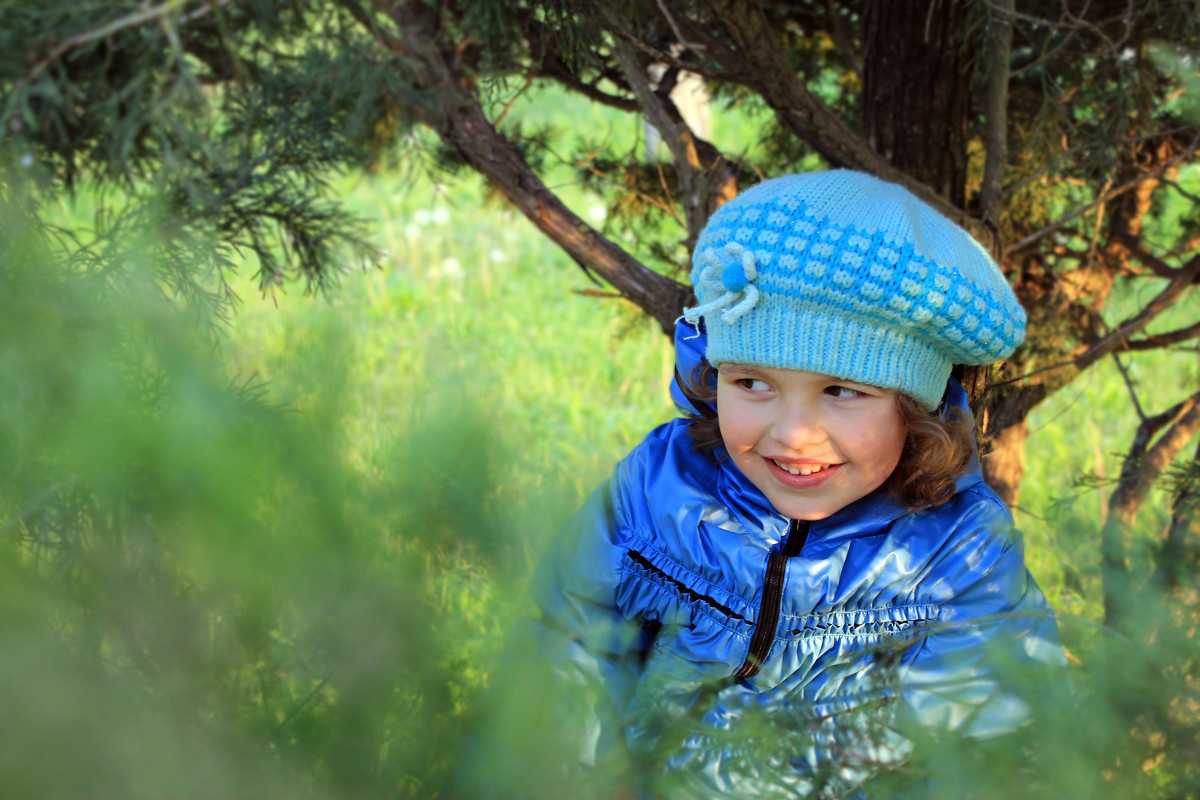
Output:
[715, 392, 756, 454]
[717, 411, 748, 453]
[715, 387, 737, 447]
[851, 410, 907, 478]
[875, 418, 908, 476]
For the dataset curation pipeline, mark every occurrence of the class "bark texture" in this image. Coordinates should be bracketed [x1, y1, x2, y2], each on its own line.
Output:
[863, 0, 969, 208]
[701, 0, 985, 240]
[982, 419, 1028, 510]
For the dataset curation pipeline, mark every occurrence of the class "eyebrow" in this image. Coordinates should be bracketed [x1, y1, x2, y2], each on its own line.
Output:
[720, 363, 764, 377]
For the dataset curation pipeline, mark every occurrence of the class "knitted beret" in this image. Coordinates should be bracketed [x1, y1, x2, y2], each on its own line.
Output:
[683, 170, 1026, 409]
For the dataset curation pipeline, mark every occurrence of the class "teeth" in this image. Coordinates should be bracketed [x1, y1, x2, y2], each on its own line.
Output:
[773, 459, 831, 476]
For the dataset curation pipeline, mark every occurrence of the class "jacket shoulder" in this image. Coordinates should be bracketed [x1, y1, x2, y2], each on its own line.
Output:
[898, 481, 1040, 619]
[610, 418, 717, 516]
[938, 481, 1019, 548]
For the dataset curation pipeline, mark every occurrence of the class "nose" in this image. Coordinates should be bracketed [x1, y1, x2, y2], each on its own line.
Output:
[770, 401, 827, 450]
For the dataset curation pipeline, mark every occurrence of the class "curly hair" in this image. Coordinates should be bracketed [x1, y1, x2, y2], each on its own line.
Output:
[679, 363, 975, 512]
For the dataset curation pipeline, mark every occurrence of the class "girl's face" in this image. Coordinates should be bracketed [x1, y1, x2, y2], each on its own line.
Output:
[716, 364, 907, 521]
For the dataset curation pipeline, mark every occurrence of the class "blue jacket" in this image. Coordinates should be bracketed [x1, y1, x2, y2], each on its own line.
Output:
[530, 321, 1062, 797]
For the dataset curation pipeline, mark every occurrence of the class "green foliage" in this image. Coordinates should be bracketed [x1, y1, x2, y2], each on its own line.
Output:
[0, 186, 500, 797]
[1, 0, 384, 318]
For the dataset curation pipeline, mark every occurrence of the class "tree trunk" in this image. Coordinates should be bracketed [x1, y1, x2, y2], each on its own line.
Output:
[983, 419, 1028, 509]
[862, 0, 969, 208]
[860, 0, 1033, 502]
[702, 0, 978, 234]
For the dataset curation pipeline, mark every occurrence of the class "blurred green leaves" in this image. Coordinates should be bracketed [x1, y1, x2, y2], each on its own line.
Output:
[0, 189, 509, 798]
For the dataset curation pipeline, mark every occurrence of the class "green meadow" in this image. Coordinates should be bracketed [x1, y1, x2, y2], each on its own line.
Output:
[6, 82, 1198, 797]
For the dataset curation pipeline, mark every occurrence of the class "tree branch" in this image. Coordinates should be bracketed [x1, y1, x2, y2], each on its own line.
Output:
[826, 0, 862, 83]
[365, 0, 692, 334]
[1111, 353, 1146, 422]
[519, 13, 641, 112]
[1004, 138, 1200, 257]
[991, 257, 1200, 389]
[1123, 320, 1200, 351]
[1159, 175, 1200, 205]
[533, 66, 641, 112]
[18, 0, 235, 87]
[604, 20, 711, 246]
[1103, 390, 1200, 627]
[609, 0, 753, 84]
[1110, 394, 1200, 523]
[341, 0, 407, 54]
[1113, 232, 1184, 279]
[654, 0, 705, 50]
[1074, 255, 1200, 370]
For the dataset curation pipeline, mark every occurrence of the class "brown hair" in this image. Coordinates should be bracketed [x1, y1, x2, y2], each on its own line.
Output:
[680, 363, 975, 512]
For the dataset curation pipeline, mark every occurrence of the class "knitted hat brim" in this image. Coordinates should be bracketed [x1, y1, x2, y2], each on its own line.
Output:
[704, 295, 952, 410]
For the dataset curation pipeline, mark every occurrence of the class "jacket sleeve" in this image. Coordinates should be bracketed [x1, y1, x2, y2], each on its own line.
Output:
[897, 494, 1065, 739]
[521, 472, 649, 773]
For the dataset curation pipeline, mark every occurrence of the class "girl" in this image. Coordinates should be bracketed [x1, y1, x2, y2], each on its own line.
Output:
[528, 171, 1063, 797]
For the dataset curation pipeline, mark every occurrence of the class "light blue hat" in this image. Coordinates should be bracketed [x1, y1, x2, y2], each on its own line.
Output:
[682, 170, 1026, 409]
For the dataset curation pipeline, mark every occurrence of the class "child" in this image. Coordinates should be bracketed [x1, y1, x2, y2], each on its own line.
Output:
[528, 171, 1063, 797]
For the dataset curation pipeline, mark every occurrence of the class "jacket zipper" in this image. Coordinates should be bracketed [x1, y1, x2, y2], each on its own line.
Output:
[734, 518, 811, 679]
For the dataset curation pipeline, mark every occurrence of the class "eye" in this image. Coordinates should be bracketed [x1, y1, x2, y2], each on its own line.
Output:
[738, 378, 771, 392]
[826, 384, 865, 398]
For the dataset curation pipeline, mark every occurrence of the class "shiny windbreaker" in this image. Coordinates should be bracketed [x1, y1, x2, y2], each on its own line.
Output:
[529, 321, 1063, 798]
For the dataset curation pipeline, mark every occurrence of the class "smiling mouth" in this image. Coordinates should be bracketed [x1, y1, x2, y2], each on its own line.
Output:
[771, 459, 836, 476]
